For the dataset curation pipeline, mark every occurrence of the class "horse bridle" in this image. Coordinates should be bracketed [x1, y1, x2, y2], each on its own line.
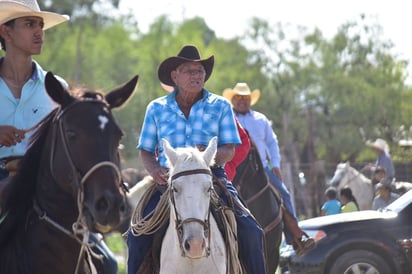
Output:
[235, 146, 262, 204]
[234, 146, 282, 234]
[169, 168, 213, 257]
[34, 99, 123, 274]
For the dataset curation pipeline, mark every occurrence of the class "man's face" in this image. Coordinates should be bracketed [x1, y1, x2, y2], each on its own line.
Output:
[374, 171, 385, 181]
[1, 16, 45, 55]
[171, 62, 206, 94]
[232, 94, 251, 114]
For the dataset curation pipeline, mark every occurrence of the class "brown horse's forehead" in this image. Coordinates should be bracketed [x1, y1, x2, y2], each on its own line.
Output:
[65, 103, 119, 132]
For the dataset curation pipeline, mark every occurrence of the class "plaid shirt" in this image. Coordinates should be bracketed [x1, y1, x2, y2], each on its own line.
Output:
[138, 88, 240, 168]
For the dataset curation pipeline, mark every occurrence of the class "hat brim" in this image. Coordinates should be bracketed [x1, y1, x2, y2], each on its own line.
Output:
[158, 55, 214, 86]
[0, 2, 69, 30]
[222, 88, 261, 106]
[366, 141, 385, 151]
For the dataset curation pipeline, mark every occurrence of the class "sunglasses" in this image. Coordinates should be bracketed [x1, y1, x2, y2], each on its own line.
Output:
[234, 95, 251, 101]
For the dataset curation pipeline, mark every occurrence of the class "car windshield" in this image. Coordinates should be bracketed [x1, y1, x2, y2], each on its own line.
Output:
[383, 189, 412, 213]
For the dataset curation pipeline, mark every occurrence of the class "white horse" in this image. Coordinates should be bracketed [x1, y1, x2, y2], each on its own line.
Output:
[160, 137, 226, 273]
[329, 162, 374, 210]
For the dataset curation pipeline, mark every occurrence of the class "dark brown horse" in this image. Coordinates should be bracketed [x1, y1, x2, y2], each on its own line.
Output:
[0, 72, 138, 274]
[232, 141, 283, 274]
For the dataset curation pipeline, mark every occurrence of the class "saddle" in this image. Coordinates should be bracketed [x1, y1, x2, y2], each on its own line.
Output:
[0, 158, 22, 215]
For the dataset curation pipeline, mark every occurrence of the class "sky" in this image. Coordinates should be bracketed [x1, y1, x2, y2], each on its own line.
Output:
[119, 0, 411, 82]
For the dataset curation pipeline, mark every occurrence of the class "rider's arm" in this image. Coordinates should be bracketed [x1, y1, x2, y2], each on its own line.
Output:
[215, 144, 235, 166]
[140, 149, 169, 185]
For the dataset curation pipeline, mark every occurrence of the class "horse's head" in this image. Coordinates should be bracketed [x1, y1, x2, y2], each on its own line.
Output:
[163, 137, 217, 258]
[41, 72, 138, 233]
[330, 162, 359, 189]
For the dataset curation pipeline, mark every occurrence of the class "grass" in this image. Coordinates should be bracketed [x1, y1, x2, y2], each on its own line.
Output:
[105, 233, 127, 274]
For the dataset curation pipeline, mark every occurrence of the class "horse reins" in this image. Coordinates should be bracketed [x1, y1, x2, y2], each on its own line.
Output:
[170, 168, 213, 257]
[35, 100, 123, 274]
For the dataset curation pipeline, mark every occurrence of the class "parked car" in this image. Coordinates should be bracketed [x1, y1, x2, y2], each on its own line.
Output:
[279, 189, 412, 274]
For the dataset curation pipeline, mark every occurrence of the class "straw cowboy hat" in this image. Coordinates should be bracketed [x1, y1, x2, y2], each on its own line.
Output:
[366, 138, 390, 153]
[158, 45, 214, 86]
[222, 82, 261, 106]
[0, 0, 69, 30]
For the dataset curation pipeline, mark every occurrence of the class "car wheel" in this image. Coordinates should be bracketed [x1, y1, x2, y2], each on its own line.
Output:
[328, 250, 391, 274]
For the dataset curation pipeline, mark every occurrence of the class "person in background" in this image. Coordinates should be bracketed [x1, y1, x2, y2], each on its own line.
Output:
[372, 178, 399, 210]
[321, 187, 341, 216]
[339, 187, 359, 213]
[127, 45, 266, 274]
[371, 165, 386, 186]
[223, 82, 314, 255]
[364, 138, 395, 182]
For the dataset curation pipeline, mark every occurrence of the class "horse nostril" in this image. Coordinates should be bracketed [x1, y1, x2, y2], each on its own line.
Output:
[96, 197, 109, 212]
[119, 200, 127, 213]
[184, 240, 190, 251]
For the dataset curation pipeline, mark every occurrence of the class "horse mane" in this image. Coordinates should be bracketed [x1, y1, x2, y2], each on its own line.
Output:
[71, 87, 105, 101]
[0, 109, 59, 243]
[345, 163, 370, 183]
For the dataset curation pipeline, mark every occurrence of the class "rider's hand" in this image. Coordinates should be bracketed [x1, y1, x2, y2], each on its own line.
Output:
[151, 167, 169, 185]
[272, 167, 283, 181]
[0, 126, 26, 147]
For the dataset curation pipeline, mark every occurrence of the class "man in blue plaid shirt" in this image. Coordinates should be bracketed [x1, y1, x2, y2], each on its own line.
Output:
[127, 45, 266, 274]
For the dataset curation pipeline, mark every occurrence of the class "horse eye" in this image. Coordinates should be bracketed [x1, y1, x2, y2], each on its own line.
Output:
[172, 186, 178, 193]
[66, 130, 76, 140]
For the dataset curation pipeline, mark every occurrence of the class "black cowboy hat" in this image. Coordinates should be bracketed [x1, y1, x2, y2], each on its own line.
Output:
[158, 45, 214, 86]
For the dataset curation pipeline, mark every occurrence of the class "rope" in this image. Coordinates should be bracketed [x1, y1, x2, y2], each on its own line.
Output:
[72, 162, 120, 274]
[210, 191, 243, 274]
[129, 184, 170, 236]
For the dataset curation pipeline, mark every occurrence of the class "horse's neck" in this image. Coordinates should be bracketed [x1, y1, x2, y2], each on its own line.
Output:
[34, 164, 79, 226]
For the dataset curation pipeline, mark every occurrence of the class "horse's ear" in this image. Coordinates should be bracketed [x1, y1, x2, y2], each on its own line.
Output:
[202, 137, 217, 166]
[106, 75, 139, 109]
[45, 72, 73, 107]
[162, 138, 178, 167]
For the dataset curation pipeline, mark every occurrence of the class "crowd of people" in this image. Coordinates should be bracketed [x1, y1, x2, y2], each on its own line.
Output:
[320, 137, 403, 216]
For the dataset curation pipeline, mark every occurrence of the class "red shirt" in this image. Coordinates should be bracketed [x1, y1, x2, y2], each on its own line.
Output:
[225, 118, 250, 181]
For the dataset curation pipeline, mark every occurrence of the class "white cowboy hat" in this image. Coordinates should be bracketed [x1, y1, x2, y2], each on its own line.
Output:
[222, 82, 261, 106]
[366, 138, 389, 153]
[0, 0, 69, 30]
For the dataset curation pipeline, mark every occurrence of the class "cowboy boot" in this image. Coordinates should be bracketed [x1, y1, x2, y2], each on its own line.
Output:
[282, 206, 315, 256]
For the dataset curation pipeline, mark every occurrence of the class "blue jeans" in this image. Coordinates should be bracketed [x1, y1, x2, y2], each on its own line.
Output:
[0, 169, 8, 181]
[127, 167, 266, 274]
[264, 166, 298, 244]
